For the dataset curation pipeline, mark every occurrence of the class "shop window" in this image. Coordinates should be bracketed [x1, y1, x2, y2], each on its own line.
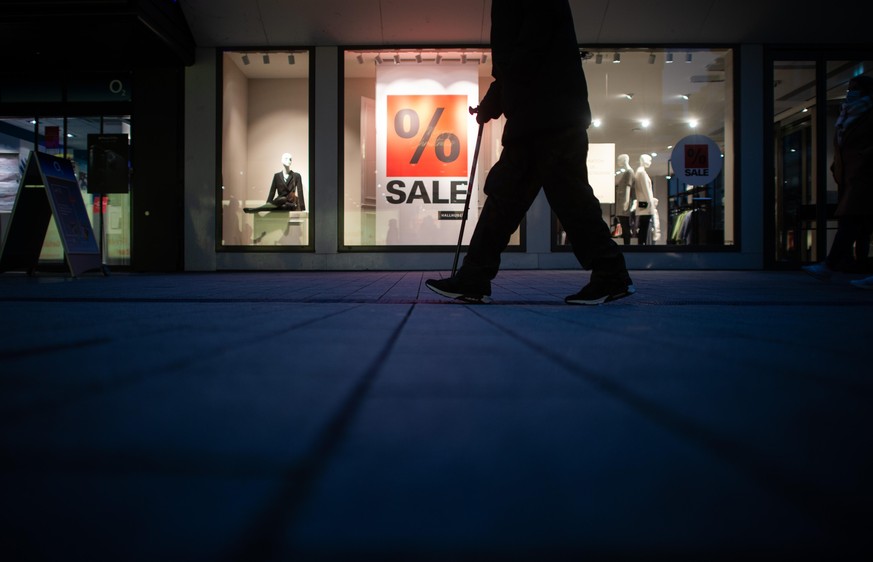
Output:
[219, 50, 312, 249]
[553, 48, 736, 249]
[0, 115, 131, 266]
[341, 48, 520, 249]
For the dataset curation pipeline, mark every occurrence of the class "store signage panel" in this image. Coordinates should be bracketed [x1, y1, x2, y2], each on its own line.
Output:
[376, 64, 479, 246]
[587, 143, 615, 204]
[87, 134, 130, 194]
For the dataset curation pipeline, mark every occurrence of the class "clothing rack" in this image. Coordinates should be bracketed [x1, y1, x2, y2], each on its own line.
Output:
[668, 185, 713, 245]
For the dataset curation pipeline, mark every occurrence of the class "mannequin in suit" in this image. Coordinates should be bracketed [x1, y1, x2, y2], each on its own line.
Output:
[245, 153, 305, 212]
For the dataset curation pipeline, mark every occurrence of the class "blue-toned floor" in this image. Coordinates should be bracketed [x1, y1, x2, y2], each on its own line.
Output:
[1, 270, 870, 560]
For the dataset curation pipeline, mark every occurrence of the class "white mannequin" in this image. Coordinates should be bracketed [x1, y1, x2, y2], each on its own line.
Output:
[615, 154, 634, 216]
[633, 154, 657, 245]
[614, 154, 635, 245]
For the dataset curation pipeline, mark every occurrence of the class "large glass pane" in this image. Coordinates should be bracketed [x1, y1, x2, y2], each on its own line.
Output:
[773, 60, 817, 264]
[66, 116, 132, 266]
[34, 117, 67, 261]
[554, 48, 735, 249]
[772, 59, 872, 268]
[220, 50, 311, 248]
[341, 48, 519, 249]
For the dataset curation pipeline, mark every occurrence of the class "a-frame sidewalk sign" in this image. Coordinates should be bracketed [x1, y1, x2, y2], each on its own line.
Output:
[0, 151, 105, 277]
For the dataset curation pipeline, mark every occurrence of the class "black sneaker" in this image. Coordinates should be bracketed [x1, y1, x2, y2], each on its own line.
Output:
[426, 275, 492, 304]
[565, 272, 635, 305]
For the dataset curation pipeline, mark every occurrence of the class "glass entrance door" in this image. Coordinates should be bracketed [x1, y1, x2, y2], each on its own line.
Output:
[770, 56, 873, 269]
[775, 115, 815, 263]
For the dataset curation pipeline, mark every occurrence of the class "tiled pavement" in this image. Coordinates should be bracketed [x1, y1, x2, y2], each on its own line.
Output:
[1, 269, 871, 561]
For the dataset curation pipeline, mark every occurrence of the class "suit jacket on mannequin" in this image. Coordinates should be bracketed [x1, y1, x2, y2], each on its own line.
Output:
[267, 170, 305, 211]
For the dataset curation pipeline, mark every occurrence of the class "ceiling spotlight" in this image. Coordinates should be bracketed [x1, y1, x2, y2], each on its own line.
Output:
[481, 54, 488, 63]
[666, 53, 674, 63]
[680, 94, 690, 100]
[624, 93, 634, 100]
[241, 54, 250, 65]
[648, 53, 656, 64]
[288, 54, 295, 65]
[375, 54, 383, 64]
[435, 53, 442, 64]
[461, 53, 468, 64]
[613, 52, 621, 63]
[641, 119, 651, 128]
[263, 54, 270, 64]
[595, 53, 603, 64]
[393, 54, 400, 64]
[592, 118, 602, 128]
[415, 53, 422, 63]
[689, 119, 699, 128]
[685, 52, 693, 63]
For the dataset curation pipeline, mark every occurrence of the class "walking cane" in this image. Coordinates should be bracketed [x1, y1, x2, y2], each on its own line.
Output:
[452, 106, 485, 277]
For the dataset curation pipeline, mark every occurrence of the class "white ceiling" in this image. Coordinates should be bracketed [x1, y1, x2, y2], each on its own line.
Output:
[179, 0, 867, 48]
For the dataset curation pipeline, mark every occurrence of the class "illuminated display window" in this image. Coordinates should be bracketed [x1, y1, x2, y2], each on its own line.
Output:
[219, 50, 312, 249]
[557, 48, 736, 249]
[341, 48, 519, 249]
[343, 47, 735, 251]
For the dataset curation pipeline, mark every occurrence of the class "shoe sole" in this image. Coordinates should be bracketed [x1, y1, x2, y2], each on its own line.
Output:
[425, 281, 492, 304]
[565, 284, 636, 305]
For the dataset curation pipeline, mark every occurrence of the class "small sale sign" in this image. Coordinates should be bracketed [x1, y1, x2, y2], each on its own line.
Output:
[386, 94, 468, 177]
[671, 135, 723, 185]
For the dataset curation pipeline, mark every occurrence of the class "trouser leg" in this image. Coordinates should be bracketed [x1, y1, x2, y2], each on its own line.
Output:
[462, 144, 541, 280]
[827, 216, 864, 269]
[619, 216, 632, 245]
[636, 216, 652, 245]
[540, 148, 619, 270]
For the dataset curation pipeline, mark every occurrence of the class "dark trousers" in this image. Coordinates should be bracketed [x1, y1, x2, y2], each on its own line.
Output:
[826, 215, 873, 270]
[636, 215, 652, 245]
[462, 128, 620, 280]
[617, 215, 633, 245]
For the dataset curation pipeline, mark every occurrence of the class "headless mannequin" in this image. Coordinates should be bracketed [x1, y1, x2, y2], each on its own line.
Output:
[633, 154, 655, 245]
[614, 154, 635, 245]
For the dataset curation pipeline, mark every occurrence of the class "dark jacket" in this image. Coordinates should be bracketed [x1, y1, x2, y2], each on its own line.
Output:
[833, 109, 873, 217]
[267, 170, 305, 211]
[479, 0, 591, 144]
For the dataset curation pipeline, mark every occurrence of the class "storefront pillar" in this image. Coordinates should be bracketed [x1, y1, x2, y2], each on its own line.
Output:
[313, 47, 340, 256]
